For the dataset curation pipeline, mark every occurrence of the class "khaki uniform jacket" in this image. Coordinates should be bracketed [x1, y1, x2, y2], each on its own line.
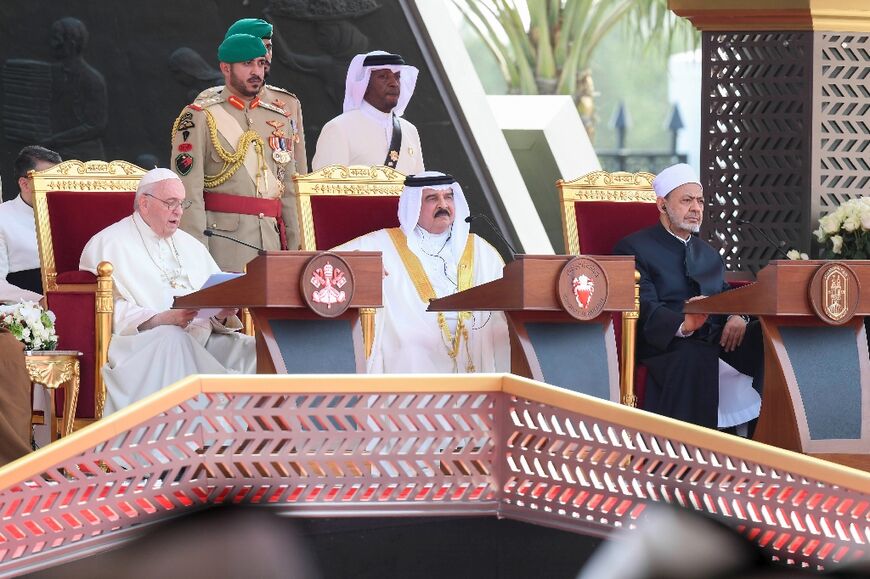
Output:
[171, 85, 308, 272]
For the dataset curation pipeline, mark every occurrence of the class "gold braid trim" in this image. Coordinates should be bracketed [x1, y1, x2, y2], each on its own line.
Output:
[386, 228, 476, 372]
[199, 109, 266, 189]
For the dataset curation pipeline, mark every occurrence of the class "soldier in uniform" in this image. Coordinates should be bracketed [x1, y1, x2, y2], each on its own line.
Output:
[171, 31, 307, 272]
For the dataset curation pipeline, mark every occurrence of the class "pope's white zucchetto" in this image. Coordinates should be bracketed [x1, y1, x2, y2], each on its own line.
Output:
[137, 168, 181, 193]
[653, 163, 702, 198]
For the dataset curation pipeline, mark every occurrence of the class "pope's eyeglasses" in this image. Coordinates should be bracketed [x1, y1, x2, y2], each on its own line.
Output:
[145, 193, 192, 211]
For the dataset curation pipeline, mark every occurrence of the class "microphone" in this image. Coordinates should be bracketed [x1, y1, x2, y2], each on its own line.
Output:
[465, 214, 518, 260]
[203, 229, 266, 254]
[733, 218, 790, 259]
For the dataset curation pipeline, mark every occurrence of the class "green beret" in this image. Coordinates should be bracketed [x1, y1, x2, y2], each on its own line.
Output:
[224, 18, 273, 40]
[218, 34, 268, 63]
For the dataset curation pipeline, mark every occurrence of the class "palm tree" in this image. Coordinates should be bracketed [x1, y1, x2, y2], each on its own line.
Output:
[453, 0, 696, 137]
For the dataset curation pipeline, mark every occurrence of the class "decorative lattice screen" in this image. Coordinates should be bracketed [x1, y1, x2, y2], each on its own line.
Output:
[814, 33, 870, 223]
[701, 32, 812, 272]
[0, 375, 866, 577]
[702, 31, 870, 270]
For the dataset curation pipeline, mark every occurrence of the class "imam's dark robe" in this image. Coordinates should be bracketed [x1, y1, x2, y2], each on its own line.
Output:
[614, 223, 762, 428]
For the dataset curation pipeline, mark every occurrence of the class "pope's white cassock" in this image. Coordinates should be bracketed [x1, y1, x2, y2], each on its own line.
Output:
[335, 172, 509, 373]
[80, 210, 255, 415]
[313, 51, 424, 174]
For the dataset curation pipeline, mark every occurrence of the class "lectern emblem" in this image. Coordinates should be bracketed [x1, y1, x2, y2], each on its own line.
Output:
[823, 266, 848, 321]
[558, 257, 608, 321]
[809, 262, 859, 325]
[573, 274, 594, 309]
[311, 262, 347, 306]
[301, 253, 355, 318]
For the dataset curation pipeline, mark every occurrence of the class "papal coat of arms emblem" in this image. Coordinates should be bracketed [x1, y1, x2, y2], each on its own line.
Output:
[558, 257, 608, 320]
[310, 262, 347, 307]
[301, 253, 355, 317]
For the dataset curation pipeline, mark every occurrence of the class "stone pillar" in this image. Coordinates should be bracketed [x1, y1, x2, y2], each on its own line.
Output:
[670, 1, 870, 271]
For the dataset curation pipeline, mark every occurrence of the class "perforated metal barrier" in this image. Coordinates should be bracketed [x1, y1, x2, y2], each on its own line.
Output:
[0, 375, 866, 576]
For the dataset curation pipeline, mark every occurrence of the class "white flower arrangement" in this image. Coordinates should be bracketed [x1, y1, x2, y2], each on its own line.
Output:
[0, 301, 58, 351]
[786, 249, 810, 261]
[814, 197, 870, 259]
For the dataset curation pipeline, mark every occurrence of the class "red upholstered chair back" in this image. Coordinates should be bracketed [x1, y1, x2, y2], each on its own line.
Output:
[46, 191, 135, 277]
[294, 165, 406, 250]
[308, 196, 400, 250]
[31, 160, 146, 426]
[557, 171, 657, 408]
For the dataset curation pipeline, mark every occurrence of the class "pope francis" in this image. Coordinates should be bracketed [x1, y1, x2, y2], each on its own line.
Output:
[336, 172, 509, 373]
[80, 168, 255, 414]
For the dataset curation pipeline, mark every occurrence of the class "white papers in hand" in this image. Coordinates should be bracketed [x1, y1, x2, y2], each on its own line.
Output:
[194, 272, 244, 319]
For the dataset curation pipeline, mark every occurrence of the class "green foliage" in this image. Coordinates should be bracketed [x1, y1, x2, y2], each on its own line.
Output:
[453, 0, 698, 102]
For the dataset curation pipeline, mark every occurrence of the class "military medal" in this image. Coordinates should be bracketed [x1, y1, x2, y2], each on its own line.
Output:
[267, 120, 292, 164]
[273, 150, 292, 164]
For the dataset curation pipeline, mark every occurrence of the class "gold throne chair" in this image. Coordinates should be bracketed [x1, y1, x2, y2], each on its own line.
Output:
[294, 165, 406, 357]
[32, 160, 146, 430]
[557, 170, 658, 407]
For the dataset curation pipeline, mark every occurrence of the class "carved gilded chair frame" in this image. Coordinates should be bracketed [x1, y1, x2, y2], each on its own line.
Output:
[556, 170, 656, 408]
[294, 165, 406, 358]
[31, 159, 146, 423]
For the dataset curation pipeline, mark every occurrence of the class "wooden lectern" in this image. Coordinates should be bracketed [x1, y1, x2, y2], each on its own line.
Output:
[429, 255, 635, 402]
[174, 251, 382, 374]
[684, 260, 870, 470]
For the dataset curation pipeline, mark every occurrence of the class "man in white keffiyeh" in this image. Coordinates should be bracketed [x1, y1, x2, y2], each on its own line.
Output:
[335, 171, 509, 373]
[312, 51, 425, 173]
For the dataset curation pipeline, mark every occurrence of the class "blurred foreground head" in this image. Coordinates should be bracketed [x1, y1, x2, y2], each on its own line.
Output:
[577, 504, 869, 579]
[38, 507, 320, 579]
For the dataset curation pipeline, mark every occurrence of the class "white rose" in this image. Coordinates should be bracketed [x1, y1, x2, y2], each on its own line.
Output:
[800, 253, 809, 260]
[821, 214, 840, 235]
[831, 234, 844, 254]
[787, 249, 801, 260]
[843, 215, 860, 232]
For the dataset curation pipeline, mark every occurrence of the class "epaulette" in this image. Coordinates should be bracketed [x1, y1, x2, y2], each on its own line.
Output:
[194, 85, 224, 101]
[193, 94, 225, 110]
[265, 84, 298, 100]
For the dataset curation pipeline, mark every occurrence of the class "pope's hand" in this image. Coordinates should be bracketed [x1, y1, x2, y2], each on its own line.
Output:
[214, 308, 238, 320]
[138, 309, 198, 331]
[164, 309, 198, 328]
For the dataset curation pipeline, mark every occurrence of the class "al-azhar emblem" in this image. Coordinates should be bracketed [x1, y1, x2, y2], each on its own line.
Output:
[573, 274, 594, 309]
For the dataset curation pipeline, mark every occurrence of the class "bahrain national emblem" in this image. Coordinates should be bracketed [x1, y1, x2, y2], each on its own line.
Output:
[557, 257, 608, 321]
[301, 253, 355, 317]
[573, 274, 594, 309]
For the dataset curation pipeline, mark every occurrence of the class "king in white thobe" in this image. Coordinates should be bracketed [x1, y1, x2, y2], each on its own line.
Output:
[336, 171, 509, 373]
[80, 214, 255, 414]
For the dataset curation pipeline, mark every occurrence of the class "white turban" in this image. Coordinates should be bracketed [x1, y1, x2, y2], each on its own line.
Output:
[342, 50, 419, 116]
[653, 163, 702, 198]
[398, 171, 470, 258]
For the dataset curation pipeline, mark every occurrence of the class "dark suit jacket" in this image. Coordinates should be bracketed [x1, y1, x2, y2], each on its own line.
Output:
[613, 223, 730, 359]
